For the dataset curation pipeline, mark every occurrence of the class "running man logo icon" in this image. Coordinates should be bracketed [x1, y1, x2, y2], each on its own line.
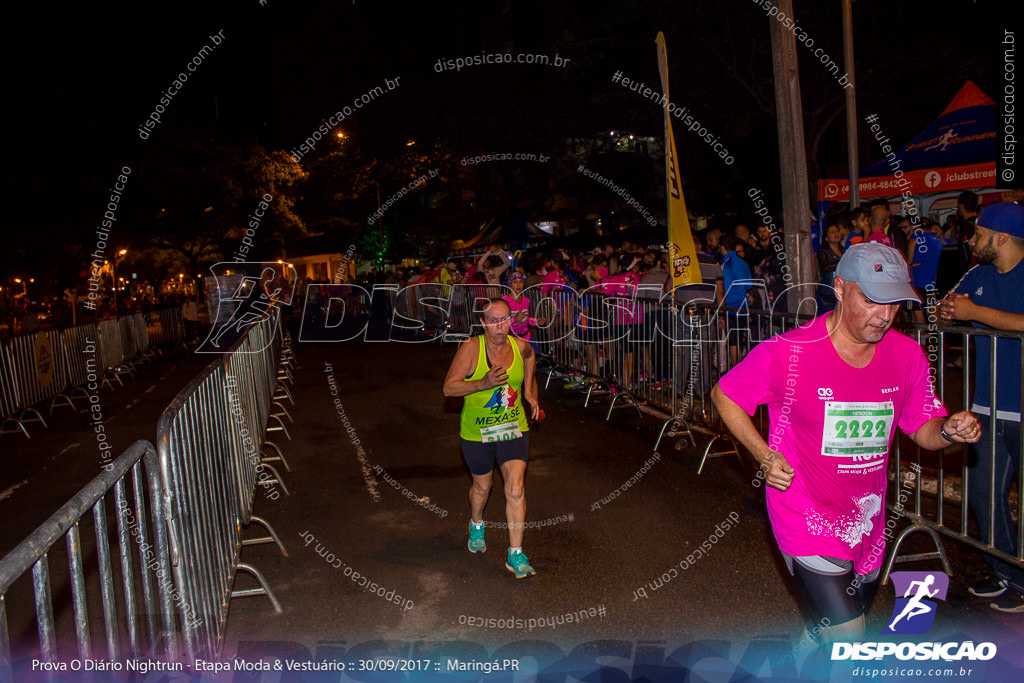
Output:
[197, 261, 296, 354]
[882, 571, 949, 635]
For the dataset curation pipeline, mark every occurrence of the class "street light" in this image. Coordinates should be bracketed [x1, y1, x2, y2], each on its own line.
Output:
[113, 249, 128, 314]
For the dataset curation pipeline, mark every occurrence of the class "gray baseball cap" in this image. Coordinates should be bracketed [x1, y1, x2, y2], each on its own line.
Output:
[835, 242, 921, 304]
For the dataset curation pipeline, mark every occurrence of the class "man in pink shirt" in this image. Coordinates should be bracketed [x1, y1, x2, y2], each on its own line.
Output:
[865, 200, 894, 248]
[712, 242, 980, 646]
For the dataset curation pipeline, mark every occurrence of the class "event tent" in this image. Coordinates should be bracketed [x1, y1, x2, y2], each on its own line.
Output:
[817, 80, 997, 222]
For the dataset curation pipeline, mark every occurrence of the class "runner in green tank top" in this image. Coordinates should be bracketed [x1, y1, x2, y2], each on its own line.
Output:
[444, 297, 541, 578]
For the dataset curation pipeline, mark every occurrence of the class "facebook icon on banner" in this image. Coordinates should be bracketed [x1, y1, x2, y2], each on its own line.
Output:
[882, 571, 950, 635]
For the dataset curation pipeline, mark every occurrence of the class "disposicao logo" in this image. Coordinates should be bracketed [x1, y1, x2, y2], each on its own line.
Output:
[831, 570, 997, 662]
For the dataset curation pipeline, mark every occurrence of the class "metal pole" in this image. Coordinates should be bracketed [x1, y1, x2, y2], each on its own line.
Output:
[842, 0, 860, 209]
[768, 0, 815, 310]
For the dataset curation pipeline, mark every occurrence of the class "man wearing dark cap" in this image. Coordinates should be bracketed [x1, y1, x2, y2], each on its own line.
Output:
[712, 242, 980, 646]
[939, 201, 1024, 612]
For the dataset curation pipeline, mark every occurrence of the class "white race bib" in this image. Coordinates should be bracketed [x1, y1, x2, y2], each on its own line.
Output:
[480, 421, 523, 443]
[821, 401, 894, 458]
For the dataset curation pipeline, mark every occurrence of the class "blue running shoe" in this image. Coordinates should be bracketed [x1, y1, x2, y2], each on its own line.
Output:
[505, 549, 536, 579]
[468, 522, 486, 553]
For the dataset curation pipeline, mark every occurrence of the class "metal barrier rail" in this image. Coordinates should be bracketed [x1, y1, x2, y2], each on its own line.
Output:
[144, 308, 184, 347]
[156, 315, 284, 661]
[52, 324, 100, 413]
[0, 330, 67, 438]
[1, 309, 183, 439]
[131, 315, 150, 358]
[0, 344, 18, 435]
[0, 441, 178, 670]
[884, 322, 1024, 582]
[118, 317, 138, 364]
[222, 314, 291, 516]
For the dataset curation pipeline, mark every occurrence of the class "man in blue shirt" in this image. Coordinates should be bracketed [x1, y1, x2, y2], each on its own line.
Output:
[939, 201, 1024, 613]
[719, 235, 752, 309]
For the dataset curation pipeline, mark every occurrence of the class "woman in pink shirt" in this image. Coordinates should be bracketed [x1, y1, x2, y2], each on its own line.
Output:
[502, 271, 544, 351]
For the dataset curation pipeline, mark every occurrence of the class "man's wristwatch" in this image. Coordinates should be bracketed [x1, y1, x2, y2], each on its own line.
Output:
[939, 421, 958, 443]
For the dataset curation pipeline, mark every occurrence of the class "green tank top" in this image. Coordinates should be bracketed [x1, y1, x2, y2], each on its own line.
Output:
[459, 335, 530, 442]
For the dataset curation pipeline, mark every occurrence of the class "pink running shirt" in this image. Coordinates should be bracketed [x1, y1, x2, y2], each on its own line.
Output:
[718, 314, 944, 574]
[598, 272, 643, 326]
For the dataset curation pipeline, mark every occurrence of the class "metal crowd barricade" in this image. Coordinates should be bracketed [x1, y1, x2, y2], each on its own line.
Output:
[123, 313, 153, 366]
[227, 314, 291, 479]
[156, 324, 283, 661]
[0, 310, 190, 439]
[221, 318, 289, 551]
[444, 284, 475, 338]
[129, 313, 156, 364]
[533, 286, 579, 384]
[0, 329, 67, 438]
[97, 319, 131, 387]
[0, 441, 178, 670]
[389, 282, 503, 340]
[695, 301, 816, 469]
[118, 316, 138, 367]
[0, 344, 20, 437]
[144, 308, 184, 348]
[49, 323, 99, 414]
[882, 323, 1024, 583]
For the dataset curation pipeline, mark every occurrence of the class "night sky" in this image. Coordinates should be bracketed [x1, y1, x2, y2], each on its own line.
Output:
[1, 0, 1011, 287]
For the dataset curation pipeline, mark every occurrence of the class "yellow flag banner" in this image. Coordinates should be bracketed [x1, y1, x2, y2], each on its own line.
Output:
[656, 32, 702, 287]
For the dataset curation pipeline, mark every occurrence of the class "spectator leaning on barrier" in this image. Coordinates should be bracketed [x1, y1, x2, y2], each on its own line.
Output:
[711, 242, 980, 646]
[938, 201, 1024, 613]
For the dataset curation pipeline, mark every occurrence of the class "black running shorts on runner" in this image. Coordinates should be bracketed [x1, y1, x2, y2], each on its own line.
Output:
[461, 433, 530, 476]
[783, 553, 880, 625]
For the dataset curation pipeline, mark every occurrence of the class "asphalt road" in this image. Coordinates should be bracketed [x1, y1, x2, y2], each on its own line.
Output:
[214, 338, 1019, 662]
[1, 334, 1020, 679]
